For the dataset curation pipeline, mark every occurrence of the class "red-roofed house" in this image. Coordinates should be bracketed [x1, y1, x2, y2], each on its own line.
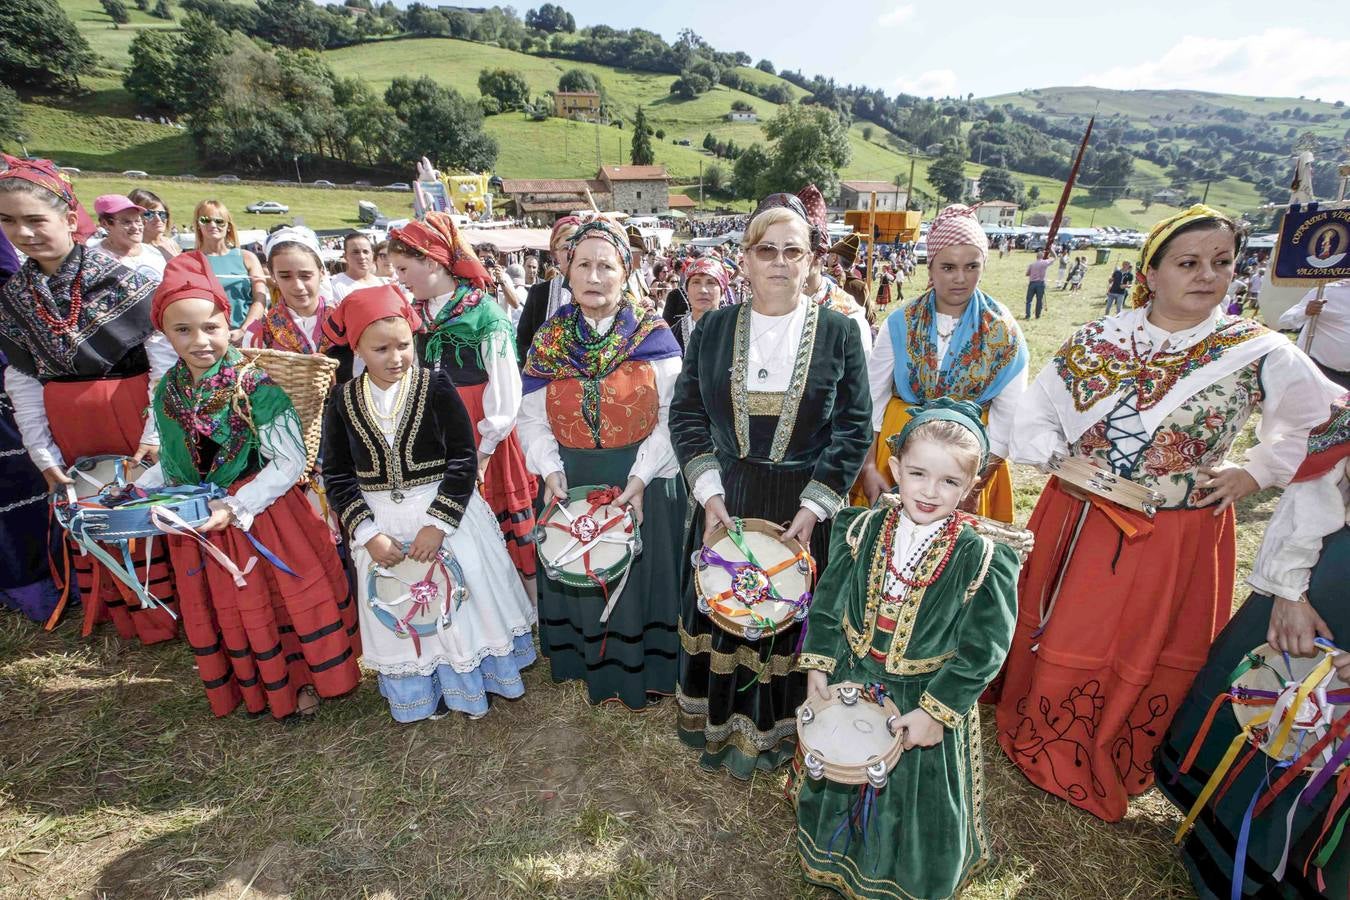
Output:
[598, 165, 669, 215]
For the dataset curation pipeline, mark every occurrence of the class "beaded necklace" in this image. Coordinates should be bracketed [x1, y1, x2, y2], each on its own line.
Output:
[885, 513, 963, 590]
[361, 371, 410, 434]
[28, 255, 84, 334]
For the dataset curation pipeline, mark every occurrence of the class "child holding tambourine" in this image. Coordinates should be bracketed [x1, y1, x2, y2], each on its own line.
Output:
[794, 398, 1022, 900]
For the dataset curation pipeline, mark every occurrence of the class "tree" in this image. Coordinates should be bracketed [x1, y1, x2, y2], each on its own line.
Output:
[404, 3, 448, 36]
[525, 3, 574, 33]
[173, 13, 233, 117]
[124, 28, 185, 113]
[629, 107, 654, 165]
[254, 0, 338, 49]
[558, 69, 599, 94]
[135, 0, 148, 9]
[1027, 184, 1041, 204]
[732, 143, 770, 199]
[101, 0, 131, 24]
[977, 166, 1022, 203]
[654, 128, 664, 140]
[1, 0, 97, 90]
[702, 132, 715, 151]
[758, 103, 852, 198]
[151, 0, 172, 18]
[862, 125, 874, 142]
[704, 162, 725, 193]
[756, 59, 775, 74]
[927, 138, 966, 202]
[385, 75, 498, 171]
[0, 85, 22, 147]
[477, 68, 529, 112]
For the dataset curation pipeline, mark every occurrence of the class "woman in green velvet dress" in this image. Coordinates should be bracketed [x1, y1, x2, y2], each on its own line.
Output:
[518, 218, 685, 709]
[670, 195, 873, 778]
[795, 400, 1021, 900]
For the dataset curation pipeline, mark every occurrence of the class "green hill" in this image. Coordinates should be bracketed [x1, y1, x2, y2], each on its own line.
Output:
[3, 3, 1296, 229]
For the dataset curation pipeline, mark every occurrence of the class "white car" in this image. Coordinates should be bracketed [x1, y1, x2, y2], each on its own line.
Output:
[122, 170, 148, 178]
[914, 240, 928, 263]
[312, 179, 336, 188]
[384, 182, 411, 191]
[245, 200, 290, 214]
[215, 174, 241, 183]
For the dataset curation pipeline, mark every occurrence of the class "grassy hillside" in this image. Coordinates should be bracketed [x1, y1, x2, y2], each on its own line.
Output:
[63, 0, 179, 68]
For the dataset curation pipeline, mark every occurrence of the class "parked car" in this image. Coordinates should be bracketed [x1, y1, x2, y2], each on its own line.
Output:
[914, 240, 928, 263]
[215, 174, 241, 183]
[59, 166, 81, 175]
[353, 180, 370, 186]
[245, 200, 290, 214]
[384, 182, 411, 191]
[122, 170, 148, 178]
[312, 179, 336, 188]
[177, 173, 198, 180]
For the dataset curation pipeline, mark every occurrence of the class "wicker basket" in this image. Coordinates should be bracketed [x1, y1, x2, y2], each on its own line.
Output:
[236, 347, 337, 474]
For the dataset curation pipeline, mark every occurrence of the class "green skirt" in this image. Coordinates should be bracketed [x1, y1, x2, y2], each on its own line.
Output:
[536, 444, 685, 709]
[794, 657, 990, 900]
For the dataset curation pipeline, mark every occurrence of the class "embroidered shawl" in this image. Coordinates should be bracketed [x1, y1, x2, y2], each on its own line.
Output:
[521, 301, 679, 396]
[422, 284, 514, 367]
[812, 277, 863, 318]
[888, 288, 1026, 406]
[1294, 393, 1350, 483]
[1043, 306, 1286, 445]
[0, 244, 155, 380]
[248, 299, 333, 355]
[154, 346, 294, 488]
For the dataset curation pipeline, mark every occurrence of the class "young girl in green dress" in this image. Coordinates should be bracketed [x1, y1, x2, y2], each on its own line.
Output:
[795, 398, 1021, 900]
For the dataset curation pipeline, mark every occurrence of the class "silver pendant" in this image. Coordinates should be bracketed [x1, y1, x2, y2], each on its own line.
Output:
[757, 368, 768, 381]
[391, 489, 404, 503]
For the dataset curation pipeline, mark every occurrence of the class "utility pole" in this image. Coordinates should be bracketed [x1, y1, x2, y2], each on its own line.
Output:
[907, 155, 917, 209]
[698, 159, 704, 207]
[1202, 179, 1212, 204]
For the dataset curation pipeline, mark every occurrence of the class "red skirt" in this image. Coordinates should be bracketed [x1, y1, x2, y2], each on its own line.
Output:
[992, 478, 1235, 821]
[45, 374, 179, 645]
[168, 481, 361, 719]
[458, 381, 537, 578]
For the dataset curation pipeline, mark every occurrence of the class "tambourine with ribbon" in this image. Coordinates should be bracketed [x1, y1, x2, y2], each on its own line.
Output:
[366, 544, 469, 657]
[694, 517, 815, 641]
[533, 484, 640, 623]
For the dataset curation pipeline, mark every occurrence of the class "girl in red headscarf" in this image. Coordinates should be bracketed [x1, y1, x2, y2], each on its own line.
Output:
[137, 252, 360, 719]
[388, 213, 538, 591]
[0, 155, 181, 642]
[320, 285, 536, 722]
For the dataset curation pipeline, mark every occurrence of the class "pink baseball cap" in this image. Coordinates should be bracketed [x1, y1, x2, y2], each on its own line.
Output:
[94, 194, 145, 217]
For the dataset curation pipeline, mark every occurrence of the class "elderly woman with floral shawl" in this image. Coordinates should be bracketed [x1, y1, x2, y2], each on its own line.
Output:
[995, 205, 1341, 821]
[854, 204, 1028, 522]
[517, 217, 685, 709]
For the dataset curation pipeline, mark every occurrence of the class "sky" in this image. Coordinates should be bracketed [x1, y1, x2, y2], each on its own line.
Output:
[545, 1, 1350, 104]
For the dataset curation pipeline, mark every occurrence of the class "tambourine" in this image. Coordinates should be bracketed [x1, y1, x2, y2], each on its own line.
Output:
[797, 681, 905, 788]
[694, 517, 814, 641]
[1048, 452, 1165, 517]
[533, 484, 639, 622]
[367, 544, 469, 655]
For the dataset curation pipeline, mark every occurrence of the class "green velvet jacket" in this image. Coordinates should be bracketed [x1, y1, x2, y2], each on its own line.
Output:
[669, 299, 872, 517]
[799, 504, 1019, 728]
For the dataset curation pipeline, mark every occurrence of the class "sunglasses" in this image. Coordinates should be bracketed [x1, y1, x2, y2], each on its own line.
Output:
[142, 210, 169, 222]
[749, 243, 808, 263]
[197, 216, 228, 227]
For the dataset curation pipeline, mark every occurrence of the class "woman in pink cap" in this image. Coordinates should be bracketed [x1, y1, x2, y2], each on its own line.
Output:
[854, 203, 1028, 524]
[91, 194, 166, 283]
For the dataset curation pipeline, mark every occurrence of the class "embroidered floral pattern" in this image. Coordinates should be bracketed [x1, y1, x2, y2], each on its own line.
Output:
[902, 295, 1023, 404]
[256, 300, 332, 354]
[1054, 315, 1268, 412]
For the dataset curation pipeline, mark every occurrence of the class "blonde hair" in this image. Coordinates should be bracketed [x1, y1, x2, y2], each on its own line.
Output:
[193, 199, 239, 248]
[900, 420, 983, 481]
[741, 207, 810, 250]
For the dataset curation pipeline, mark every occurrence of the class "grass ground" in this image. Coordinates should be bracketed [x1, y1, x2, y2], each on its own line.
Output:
[0, 251, 1278, 898]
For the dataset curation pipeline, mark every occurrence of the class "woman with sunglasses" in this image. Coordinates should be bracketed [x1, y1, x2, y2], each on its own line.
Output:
[192, 200, 267, 343]
[670, 194, 873, 778]
[128, 189, 180, 262]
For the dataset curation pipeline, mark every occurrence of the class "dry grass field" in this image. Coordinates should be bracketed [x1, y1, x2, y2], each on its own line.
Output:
[0, 250, 1283, 898]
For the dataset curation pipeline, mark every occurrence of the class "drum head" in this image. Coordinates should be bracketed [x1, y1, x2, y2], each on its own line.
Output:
[697, 519, 810, 632]
[67, 455, 144, 501]
[367, 549, 466, 637]
[538, 487, 633, 579]
[1233, 642, 1350, 767]
[797, 682, 904, 785]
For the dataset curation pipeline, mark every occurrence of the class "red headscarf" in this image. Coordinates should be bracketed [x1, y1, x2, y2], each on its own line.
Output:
[796, 184, 830, 253]
[389, 212, 492, 288]
[927, 204, 990, 261]
[0, 154, 96, 243]
[322, 284, 423, 349]
[152, 251, 230, 330]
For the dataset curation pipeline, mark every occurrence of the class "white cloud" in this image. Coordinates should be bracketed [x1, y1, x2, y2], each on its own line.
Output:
[896, 68, 959, 98]
[877, 4, 915, 27]
[1083, 27, 1350, 102]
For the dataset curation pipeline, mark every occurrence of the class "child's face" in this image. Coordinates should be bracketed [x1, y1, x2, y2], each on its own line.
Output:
[0, 192, 78, 268]
[356, 317, 415, 389]
[161, 297, 230, 378]
[888, 438, 976, 526]
[269, 246, 323, 310]
[390, 251, 449, 301]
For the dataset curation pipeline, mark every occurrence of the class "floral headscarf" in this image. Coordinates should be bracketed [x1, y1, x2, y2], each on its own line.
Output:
[390, 212, 492, 288]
